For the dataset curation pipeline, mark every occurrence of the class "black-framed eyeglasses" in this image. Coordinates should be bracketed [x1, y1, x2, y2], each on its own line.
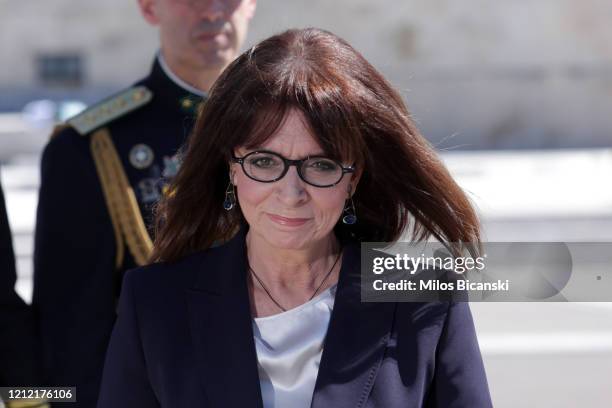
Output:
[231, 150, 355, 188]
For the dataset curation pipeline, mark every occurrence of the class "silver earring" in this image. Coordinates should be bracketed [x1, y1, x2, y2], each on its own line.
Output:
[223, 181, 236, 211]
[342, 185, 357, 225]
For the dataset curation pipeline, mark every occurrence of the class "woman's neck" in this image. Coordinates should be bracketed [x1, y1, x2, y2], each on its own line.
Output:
[245, 231, 342, 296]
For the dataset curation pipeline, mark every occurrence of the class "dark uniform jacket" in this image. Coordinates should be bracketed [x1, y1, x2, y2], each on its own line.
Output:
[97, 227, 493, 408]
[32, 59, 204, 407]
[1, 180, 41, 387]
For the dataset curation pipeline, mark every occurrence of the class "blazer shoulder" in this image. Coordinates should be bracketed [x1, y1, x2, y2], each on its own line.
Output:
[123, 244, 231, 291]
[124, 228, 247, 295]
[124, 250, 205, 285]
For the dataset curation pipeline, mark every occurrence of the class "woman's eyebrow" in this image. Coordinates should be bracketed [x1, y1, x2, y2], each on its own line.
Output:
[244, 148, 330, 158]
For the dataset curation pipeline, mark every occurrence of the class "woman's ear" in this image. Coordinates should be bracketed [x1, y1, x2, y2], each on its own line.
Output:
[229, 164, 237, 185]
[230, 149, 243, 185]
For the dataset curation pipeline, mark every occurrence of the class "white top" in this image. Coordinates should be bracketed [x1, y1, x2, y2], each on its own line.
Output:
[252, 284, 337, 408]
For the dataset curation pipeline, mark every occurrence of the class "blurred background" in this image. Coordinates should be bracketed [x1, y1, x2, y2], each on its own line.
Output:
[0, 0, 611, 406]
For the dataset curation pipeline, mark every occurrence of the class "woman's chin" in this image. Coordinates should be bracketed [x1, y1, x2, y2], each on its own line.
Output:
[249, 219, 332, 251]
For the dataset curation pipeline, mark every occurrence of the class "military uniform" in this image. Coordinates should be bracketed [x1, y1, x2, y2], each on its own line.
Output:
[32, 58, 205, 407]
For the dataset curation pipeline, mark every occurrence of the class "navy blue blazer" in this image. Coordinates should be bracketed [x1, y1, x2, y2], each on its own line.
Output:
[97, 228, 492, 408]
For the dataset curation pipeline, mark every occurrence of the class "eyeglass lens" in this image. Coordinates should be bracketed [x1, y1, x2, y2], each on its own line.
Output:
[242, 152, 344, 187]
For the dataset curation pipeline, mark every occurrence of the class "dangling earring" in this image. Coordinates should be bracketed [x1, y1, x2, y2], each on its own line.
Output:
[223, 180, 236, 211]
[342, 185, 357, 225]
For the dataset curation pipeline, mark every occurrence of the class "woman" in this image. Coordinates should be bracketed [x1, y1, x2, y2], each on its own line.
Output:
[97, 28, 492, 407]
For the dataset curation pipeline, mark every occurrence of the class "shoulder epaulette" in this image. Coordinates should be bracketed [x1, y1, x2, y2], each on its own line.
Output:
[67, 86, 153, 135]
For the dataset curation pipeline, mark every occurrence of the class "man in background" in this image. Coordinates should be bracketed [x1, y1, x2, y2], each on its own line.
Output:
[33, 1, 256, 406]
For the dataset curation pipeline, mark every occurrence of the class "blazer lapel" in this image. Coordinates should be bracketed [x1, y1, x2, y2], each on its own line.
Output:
[186, 227, 264, 408]
[311, 242, 396, 408]
[185, 230, 394, 408]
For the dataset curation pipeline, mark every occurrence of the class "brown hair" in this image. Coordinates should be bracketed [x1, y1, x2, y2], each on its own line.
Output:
[151, 28, 480, 262]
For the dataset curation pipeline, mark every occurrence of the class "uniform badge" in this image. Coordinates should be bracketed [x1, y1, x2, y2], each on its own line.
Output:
[162, 155, 181, 178]
[137, 178, 162, 204]
[180, 97, 194, 111]
[129, 144, 155, 169]
[179, 96, 204, 114]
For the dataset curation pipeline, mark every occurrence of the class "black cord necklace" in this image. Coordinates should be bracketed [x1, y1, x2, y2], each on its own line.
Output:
[248, 249, 343, 313]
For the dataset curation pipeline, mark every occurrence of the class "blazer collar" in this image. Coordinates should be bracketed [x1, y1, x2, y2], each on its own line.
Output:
[186, 228, 395, 408]
[311, 243, 396, 408]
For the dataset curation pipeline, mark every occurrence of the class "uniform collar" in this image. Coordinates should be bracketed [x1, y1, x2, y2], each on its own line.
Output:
[157, 52, 208, 98]
[143, 56, 206, 116]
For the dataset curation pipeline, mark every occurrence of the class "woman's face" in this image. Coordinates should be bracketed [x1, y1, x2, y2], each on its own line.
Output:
[232, 110, 359, 251]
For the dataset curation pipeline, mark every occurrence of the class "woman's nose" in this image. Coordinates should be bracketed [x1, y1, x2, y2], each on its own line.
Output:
[275, 166, 307, 204]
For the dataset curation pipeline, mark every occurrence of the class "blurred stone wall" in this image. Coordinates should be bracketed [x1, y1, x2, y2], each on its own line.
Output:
[1, 0, 611, 149]
[0, 0, 157, 109]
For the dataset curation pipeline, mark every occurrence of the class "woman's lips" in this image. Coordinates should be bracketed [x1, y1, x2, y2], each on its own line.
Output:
[266, 213, 311, 227]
